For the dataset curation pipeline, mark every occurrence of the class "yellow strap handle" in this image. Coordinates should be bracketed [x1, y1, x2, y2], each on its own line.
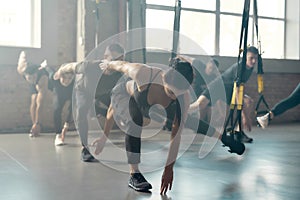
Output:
[237, 84, 244, 110]
[257, 74, 264, 93]
[230, 82, 237, 109]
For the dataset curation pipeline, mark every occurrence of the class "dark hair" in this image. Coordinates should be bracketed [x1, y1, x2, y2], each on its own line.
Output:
[24, 64, 39, 75]
[167, 59, 194, 127]
[107, 43, 125, 55]
[165, 58, 194, 90]
[210, 58, 219, 68]
[246, 46, 259, 55]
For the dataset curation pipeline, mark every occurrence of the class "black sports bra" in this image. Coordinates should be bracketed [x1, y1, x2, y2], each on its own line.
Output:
[133, 68, 176, 118]
[133, 68, 160, 111]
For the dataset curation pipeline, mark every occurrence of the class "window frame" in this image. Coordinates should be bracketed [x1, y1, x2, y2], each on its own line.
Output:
[0, 0, 41, 48]
[145, 0, 287, 59]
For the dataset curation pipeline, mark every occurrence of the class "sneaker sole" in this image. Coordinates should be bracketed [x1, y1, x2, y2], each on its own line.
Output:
[241, 138, 253, 143]
[81, 157, 98, 162]
[257, 118, 267, 129]
[128, 183, 152, 191]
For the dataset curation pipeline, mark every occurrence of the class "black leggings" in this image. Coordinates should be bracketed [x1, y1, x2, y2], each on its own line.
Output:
[53, 94, 72, 134]
[125, 96, 217, 164]
[126, 96, 143, 164]
[272, 83, 300, 117]
[164, 102, 216, 136]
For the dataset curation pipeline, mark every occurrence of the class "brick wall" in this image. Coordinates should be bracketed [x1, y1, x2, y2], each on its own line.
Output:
[0, 65, 54, 132]
[0, 64, 298, 133]
[246, 73, 300, 124]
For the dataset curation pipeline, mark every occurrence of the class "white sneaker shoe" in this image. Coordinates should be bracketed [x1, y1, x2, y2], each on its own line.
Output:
[256, 113, 270, 129]
[55, 134, 64, 146]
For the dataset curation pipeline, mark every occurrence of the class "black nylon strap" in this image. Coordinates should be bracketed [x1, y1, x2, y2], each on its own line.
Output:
[236, 0, 250, 85]
[253, 0, 270, 115]
[224, 0, 251, 137]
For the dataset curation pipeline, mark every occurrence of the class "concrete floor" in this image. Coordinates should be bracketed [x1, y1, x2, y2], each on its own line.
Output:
[0, 124, 299, 200]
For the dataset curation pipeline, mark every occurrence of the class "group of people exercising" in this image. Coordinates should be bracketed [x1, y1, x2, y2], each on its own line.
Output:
[17, 44, 299, 194]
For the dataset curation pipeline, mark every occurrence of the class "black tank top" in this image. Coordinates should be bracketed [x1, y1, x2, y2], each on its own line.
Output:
[28, 69, 48, 94]
[133, 68, 159, 116]
[133, 68, 175, 118]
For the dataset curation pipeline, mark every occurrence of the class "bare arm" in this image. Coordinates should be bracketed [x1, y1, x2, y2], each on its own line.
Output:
[34, 76, 48, 124]
[103, 61, 140, 78]
[92, 104, 115, 155]
[103, 61, 160, 90]
[30, 94, 37, 124]
[177, 54, 195, 64]
[160, 92, 190, 194]
[54, 62, 78, 80]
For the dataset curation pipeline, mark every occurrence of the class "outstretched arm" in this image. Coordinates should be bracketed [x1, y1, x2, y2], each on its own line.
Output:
[92, 104, 115, 155]
[160, 93, 190, 195]
[30, 76, 48, 135]
[54, 62, 78, 80]
[100, 61, 157, 89]
[176, 54, 195, 64]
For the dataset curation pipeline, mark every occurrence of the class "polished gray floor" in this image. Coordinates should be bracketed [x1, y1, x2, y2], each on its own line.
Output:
[0, 124, 300, 200]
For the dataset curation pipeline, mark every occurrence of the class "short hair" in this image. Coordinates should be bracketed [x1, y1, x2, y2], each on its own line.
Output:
[107, 43, 125, 55]
[209, 58, 219, 68]
[246, 46, 259, 55]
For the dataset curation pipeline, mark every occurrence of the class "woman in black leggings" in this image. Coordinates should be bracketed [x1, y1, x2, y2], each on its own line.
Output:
[93, 58, 194, 194]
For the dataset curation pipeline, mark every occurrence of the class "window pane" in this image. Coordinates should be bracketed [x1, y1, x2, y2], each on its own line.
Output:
[0, 0, 41, 48]
[180, 11, 215, 55]
[181, 0, 215, 11]
[258, 19, 284, 58]
[220, 15, 253, 56]
[257, 0, 285, 18]
[146, 0, 175, 6]
[220, 0, 245, 14]
[146, 9, 174, 49]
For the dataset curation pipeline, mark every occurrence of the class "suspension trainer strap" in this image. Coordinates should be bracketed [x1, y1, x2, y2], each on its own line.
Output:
[253, 0, 270, 116]
[224, 0, 250, 135]
[171, 0, 181, 59]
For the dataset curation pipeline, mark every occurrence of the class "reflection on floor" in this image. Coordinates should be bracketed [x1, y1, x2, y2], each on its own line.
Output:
[0, 124, 299, 200]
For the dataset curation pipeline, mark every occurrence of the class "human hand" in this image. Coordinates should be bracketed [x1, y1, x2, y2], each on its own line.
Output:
[99, 59, 110, 72]
[92, 136, 108, 155]
[160, 167, 173, 195]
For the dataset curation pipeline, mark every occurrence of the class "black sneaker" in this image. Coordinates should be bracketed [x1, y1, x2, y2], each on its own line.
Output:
[162, 125, 172, 131]
[221, 132, 245, 155]
[128, 173, 152, 191]
[81, 147, 97, 162]
[235, 131, 253, 143]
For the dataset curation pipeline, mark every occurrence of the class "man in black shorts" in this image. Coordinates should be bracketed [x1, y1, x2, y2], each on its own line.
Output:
[40, 62, 75, 146]
[17, 51, 49, 137]
[54, 43, 125, 162]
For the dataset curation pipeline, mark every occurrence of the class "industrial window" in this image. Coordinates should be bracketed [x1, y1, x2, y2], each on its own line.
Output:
[0, 0, 41, 48]
[146, 0, 286, 59]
